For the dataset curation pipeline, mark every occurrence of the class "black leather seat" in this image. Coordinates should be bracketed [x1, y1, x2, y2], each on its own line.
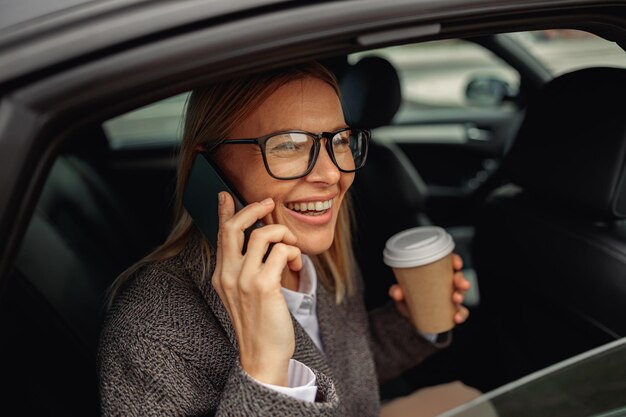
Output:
[4, 136, 144, 415]
[473, 67, 626, 382]
[341, 56, 477, 312]
[15, 153, 142, 346]
[342, 56, 488, 396]
[341, 57, 432, 310]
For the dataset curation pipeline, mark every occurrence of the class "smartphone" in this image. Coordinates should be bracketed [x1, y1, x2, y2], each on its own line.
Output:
[183, 153, 265, 252]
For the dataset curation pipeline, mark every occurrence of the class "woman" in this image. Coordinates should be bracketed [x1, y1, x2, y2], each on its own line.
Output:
[99, 61, 471, 416]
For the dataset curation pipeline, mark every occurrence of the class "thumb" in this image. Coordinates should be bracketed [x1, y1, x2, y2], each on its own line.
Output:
[388, 284, 405, 302]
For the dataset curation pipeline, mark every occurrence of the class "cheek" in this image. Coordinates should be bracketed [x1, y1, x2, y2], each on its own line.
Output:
[340, 172, 355, 195]
[233, 171, 295, 217]
[219, 151, 273, 203]
[239, 177, 272, 203]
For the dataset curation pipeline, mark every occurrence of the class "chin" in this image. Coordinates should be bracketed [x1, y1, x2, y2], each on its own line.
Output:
[297, 236, 334, 255]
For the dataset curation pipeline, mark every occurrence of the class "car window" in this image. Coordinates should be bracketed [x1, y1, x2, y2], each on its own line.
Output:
[103, 92, 188, 150]
[509, 29, 626, 76]
[106, 39, 522, 150]
[349, 29, 626, 121]
[349, 39, 521, 112]
[443, 337, 626, 417]
[104, 29, 626, 149]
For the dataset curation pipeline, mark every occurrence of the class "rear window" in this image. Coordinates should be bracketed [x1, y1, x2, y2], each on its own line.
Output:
[103, 93, 188, 150]
[349, 29, 626, 112]
[510, 29, 626, 76]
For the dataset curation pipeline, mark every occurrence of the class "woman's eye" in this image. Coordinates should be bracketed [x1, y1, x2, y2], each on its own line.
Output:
[269, 140, 301, 154]
[333, 134, 351, 150]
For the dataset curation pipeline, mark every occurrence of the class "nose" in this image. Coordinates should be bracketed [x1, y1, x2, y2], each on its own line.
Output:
[306, 141, 341, 184]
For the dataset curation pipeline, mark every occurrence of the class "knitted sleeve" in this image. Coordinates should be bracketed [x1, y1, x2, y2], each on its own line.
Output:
[98, 267, 340, 417]
[350, 265, 451, 383]
[99, 328, 340, 416]
[368, 302, 451, 383]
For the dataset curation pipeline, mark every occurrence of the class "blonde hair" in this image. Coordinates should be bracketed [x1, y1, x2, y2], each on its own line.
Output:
[108, 62, 356, 306]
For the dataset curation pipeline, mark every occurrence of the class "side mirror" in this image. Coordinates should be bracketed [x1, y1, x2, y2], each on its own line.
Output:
[465, 76, 516, 106]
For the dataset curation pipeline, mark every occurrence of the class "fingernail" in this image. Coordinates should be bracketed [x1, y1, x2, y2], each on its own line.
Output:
[260, 198, 273, 206]
[218, 192, 225, 205]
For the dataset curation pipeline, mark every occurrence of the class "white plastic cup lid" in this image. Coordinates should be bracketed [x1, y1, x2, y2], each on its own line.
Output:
[383, 226, 455, 268]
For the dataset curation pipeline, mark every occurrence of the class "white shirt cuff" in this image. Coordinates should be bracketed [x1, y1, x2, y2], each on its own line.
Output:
[254, 359, 318, 402]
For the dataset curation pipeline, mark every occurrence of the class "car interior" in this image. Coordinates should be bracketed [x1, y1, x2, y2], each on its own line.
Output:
[2, 22, 626, 416]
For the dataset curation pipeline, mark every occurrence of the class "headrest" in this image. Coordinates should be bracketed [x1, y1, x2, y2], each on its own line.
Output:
[506, 67, 626, 220]
[340, 56, 401, 129]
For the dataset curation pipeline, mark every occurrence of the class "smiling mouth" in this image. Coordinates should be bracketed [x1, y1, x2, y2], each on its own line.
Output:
[285, 198, 333, 216]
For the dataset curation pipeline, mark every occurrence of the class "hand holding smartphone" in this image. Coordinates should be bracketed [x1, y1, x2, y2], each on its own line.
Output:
[187, 153, 301, 385]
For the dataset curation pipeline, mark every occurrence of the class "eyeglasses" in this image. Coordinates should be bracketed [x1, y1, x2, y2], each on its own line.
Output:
[220, 127, 370, 180]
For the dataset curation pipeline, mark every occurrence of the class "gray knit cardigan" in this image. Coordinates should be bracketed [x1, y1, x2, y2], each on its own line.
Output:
[98, 231, 447, 416]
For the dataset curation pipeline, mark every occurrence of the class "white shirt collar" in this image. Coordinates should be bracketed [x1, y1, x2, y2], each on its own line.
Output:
[280, 254, 324, 353]
[281, 254, 316, 314]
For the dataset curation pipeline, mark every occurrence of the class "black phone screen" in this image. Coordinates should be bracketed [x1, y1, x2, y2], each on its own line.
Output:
[183, 153, 264, 251]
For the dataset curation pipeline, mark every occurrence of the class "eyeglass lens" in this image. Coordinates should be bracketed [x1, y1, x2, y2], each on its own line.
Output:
[264, 130, 367, 178]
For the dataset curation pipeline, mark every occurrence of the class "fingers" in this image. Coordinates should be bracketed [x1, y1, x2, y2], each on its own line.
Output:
[212, 192, 233, 290]
[453, 271, 471, 292]
[452, 253, 463, 271]
[454, 305, 470, 324]
[262, 243, 302, 279]
[214, 194, 301, 299]
[451, 270, 471, 325]
[214, 193, 276, 294]
[219, 195, 275, 261]
[451, 271, 471, 308]
[244, 224, 297, 265]
[218, 191, 236, 225]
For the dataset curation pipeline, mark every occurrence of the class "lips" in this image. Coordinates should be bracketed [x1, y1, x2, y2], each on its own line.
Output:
[286, 198, 333, 212]
[283, 197, 335, 225]
[284, 203, 333, 225]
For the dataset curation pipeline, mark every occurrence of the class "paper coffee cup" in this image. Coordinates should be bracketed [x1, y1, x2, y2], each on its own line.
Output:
[383, 226, 456, 334]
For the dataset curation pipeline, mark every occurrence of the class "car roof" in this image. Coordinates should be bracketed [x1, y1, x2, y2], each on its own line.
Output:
[0, 0, 287, 32]
[0, 0, 289, 86]
[0, 0, 94, 32]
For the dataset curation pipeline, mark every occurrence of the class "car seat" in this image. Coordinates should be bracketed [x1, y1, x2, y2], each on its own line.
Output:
[341, 57, 432, 310]
[2, 130, 145, 416]
[473, 67, 626, 382]
[341, 56, 477, 311]
[342, 56, 491, 397]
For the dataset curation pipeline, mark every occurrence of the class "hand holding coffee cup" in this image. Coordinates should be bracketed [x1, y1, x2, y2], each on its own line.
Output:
[383, 227, 471, 333]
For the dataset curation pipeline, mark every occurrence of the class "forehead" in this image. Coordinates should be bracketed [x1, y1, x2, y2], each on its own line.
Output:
[232, 76, 346, 137]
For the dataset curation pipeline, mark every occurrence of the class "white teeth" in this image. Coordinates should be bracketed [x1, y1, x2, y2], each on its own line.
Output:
[287, 198, 334, 212]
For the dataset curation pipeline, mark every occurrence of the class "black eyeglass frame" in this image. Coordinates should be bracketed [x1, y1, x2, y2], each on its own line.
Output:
[219, 127, 370, 180]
